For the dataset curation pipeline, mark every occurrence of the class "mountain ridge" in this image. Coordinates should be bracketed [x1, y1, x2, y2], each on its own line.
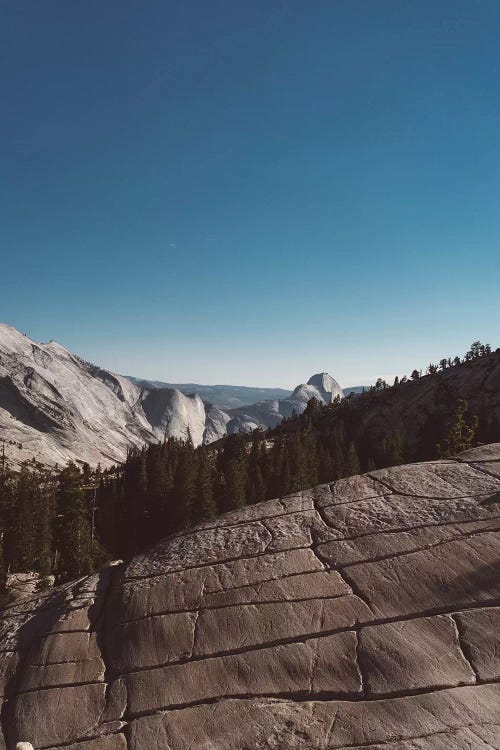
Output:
[0, 322, 345, 468]
[127, 377, 293, 409]
[127, 375, 367, 406]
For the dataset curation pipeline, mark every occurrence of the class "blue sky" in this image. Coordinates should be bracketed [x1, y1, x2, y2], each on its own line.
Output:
[1, 1, 499, 388]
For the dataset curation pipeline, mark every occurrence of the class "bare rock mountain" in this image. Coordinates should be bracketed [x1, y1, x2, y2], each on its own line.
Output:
[1, 445, 500, 749]
[0, 323, 344, 467]
[0, 324, 215, 467]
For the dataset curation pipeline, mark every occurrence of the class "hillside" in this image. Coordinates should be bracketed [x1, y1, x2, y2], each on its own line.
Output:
[1, 445, 499, 749]
[275, 346, 500, 465]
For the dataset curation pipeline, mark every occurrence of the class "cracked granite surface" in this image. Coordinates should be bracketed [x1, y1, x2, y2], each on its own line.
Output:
[1, 445, 500, 749]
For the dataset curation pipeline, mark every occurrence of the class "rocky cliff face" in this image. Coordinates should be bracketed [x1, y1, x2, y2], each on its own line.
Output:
[1, 323, 228, 467]
[0, 324, 253, 466]
[1, 445, 500, 749]
[0, 323, 156, 468]
[0, 323, 344, 467]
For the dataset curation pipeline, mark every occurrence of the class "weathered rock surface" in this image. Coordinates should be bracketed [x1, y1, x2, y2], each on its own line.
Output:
[1, 445, 500, 748]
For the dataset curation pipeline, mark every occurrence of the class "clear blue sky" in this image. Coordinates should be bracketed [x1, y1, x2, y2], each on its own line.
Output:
[2, 1, 499, 388]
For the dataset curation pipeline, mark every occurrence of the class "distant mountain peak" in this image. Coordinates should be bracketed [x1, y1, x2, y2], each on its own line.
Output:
[289, 372, 344, 407]
[307, 372, 341, 394]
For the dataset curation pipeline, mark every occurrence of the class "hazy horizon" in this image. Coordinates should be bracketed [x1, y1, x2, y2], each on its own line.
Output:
[1, 318, 493, 392]
[2, 2, 499, 387]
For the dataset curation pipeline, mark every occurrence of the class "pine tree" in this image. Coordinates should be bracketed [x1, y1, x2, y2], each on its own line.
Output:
[436, 399, 479, 458]
[197, 452, 217, 522]
[344, 442, 361, 477]
[384, 432, 405, 466]
[0, 532, 7, 606]
[317, 443, 331, 483]
[0, 442, 12, 576]
[219, 434, 247, 511]
[32, 465, 54, 577]
[11, 464, 37, 571]
[224, 457, 246, 511]
[173, 448, 196, 529]
[55, 463, 94, 581]
[252, 465, 266, 504]
[145, 444, 167, 536]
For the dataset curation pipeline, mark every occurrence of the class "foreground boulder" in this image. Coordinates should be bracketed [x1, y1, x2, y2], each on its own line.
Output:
[1, 446, 500, 749]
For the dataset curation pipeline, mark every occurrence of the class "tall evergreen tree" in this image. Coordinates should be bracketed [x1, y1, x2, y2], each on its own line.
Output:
[174, 446, 196, 528]
[197, 452, 217, 522]
[344, 442, 361, 477]
[437, 399, 479, 458]
[55, 463, 95, 581]
[0, 532, 7, 606]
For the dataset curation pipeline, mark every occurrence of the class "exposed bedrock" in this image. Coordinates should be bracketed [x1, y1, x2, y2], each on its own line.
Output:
[1, 445, 500, 748]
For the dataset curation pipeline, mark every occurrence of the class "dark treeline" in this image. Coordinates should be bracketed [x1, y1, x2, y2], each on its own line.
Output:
[96, 393, 483, 560]
[0, 341, 496, 593]
[0, 457, 110, 601]
[96, 421, 364, 558]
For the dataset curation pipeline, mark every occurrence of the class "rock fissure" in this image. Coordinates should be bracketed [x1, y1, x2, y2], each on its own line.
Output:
[107, 597, 500, 680]
[125, 677, 500, 719]
[317, 512, 500, 546]
[332, 522, 500, 569]
[167, 501, 316, 540]
[335, 721, 500, 749]
[98, 565, 127, 729]
[38, 728, 128, 750]
[114, 590, 352, 627]
[124, 542, 312, 581]
[353, 630, 365, 697]
[14, 678, 104, 696]
[332, 568, 375, 616]
[451, 613, 481, 682]
[365, 471, 500, 500]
